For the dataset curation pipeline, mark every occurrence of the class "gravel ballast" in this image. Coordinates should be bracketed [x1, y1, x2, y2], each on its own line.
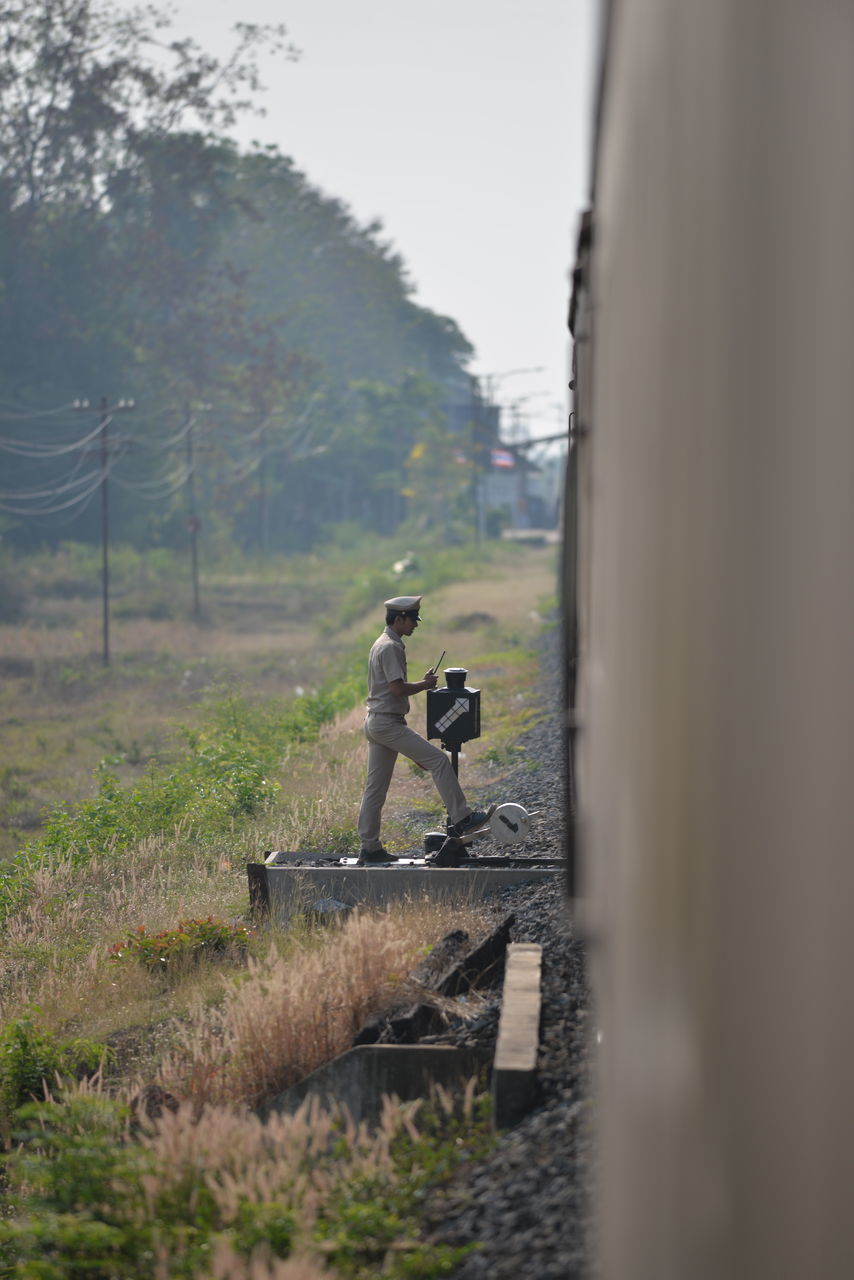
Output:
[418, 638, 597, 1280]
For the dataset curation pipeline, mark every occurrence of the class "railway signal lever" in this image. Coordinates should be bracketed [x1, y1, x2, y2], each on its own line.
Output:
[425, 666, 481, 778]
[424, 666, 538, 862]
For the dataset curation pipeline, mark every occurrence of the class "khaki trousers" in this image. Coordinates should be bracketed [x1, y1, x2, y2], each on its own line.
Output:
[357, 712, 470, 851]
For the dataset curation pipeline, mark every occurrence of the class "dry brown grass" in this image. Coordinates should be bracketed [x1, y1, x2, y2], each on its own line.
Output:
[264, 715, 366, 853]
[143, 1094, 398, 1217]
[199, 1246, 331, 1280]
[0, 613, 338, 865]
[0, 828, 486, 1105]
[0, 838, 244, 1031]
[0, 541, 555, 1115]
[0, 542, 556, 860]
[155, 898, 482, 1110]
[0, 663, 484, 1039]
[15, 1071, 477, 1278]
[128, 1083, 476, 1277]
[0, 615, 320, 663]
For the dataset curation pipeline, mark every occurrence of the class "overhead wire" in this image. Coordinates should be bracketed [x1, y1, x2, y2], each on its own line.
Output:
[0, 417, 107, 457]
[0, 468, 106, 516]
[131, 417, 195, 452]
[0, 424, 120, 515]
[0, 400, 79, 420]
[7, 437, 92, 487]
[48, 481, 106, 527]
[0, 385, 351, 520]
[211, 389, 344, 477]
[0, 465, 105, 502]
[112, 462, 193, 499]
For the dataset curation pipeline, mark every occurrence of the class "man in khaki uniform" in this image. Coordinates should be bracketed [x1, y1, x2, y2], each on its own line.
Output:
[357, 594, 491, 863]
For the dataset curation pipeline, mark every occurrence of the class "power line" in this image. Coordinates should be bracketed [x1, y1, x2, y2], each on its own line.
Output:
[112, 462, 192, 498]
[131, 418, 195, 453]
[0, 390, 346, 549]
[0, 400, 79, 421]
[69, 397, 136, 667]
[41, 478, 107, 527]
[0, 465, 105, 502]
[0, 417, 108, 457]
[0, 472, 105, 516]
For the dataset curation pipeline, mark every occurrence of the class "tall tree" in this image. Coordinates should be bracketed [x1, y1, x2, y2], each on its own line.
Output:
[0, 0, 292, 215]
[0, 0, 479, 555]
[0, 0, 292, 401]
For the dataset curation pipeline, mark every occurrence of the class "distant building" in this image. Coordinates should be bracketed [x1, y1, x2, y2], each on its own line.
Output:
[439, 379, 564, 533]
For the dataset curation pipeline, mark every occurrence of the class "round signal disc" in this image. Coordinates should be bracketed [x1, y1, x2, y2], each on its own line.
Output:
[489, 803, 531, 845]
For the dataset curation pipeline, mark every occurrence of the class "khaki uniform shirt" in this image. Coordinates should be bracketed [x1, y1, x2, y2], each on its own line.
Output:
[366, 626, 409, 716]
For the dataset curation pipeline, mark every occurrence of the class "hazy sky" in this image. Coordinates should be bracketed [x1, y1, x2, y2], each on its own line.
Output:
[144, 1, 597, 438]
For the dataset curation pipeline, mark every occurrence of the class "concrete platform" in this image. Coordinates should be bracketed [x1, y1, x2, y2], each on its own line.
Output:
[492, 943, 543, 1129]
[248, 862, 560, 923]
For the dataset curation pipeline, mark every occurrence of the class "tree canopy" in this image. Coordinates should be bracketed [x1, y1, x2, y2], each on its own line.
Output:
[0, 0, 483, 554]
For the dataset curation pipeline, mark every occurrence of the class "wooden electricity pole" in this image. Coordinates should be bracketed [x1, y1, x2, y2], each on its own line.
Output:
[98, 397, 110, 665]
[77, 396, 135, 665]
[185, 410, 201, 621]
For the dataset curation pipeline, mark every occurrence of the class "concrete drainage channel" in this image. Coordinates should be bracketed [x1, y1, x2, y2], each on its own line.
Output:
[247, 859, 559, 1130]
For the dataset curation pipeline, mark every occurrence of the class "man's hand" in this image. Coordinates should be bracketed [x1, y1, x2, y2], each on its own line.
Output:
[388, 673, 438, 697]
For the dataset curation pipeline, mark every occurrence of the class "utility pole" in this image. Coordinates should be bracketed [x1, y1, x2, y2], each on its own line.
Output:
[185, 408, 201, 621]
[258, 421, 268, 555]
[470, 379, 481, 544]
[99, 397, 110, 666]
[76, 396, 135, 665]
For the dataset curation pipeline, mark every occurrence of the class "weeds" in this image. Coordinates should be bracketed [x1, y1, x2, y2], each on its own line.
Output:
[0, 1083, 489, 1278]
[0, 662, 365, 921]
[0, 538, 554, 1272]
[109, 917, 253, 975]
[0, 1011, 106, 1139]
[0, 844, 246, 1030]
[156, 901, 482, 1111]
[328, 543, 494, 632]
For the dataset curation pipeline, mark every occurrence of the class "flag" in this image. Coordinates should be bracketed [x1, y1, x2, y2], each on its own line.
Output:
[491, 448, 515, 469]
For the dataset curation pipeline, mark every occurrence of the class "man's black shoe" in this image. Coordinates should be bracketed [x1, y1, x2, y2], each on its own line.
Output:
[356, 848, 398, 865]
[450, 805, 496, 838]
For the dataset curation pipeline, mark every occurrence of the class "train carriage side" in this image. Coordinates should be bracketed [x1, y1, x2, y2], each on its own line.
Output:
[566, 3, 854, 1277]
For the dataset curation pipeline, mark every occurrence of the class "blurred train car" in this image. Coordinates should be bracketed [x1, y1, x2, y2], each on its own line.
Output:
[565, 3, 854, 1277]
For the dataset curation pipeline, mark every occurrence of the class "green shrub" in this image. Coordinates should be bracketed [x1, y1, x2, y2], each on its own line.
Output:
[0, 1094, 154, 1275]
[0, 1089, 491, 1279]
[0, 656, 366, 920]
[0, 1013, 106, 1139]
[314, 1091, 491, 1278]
[108, 917, 253, 972]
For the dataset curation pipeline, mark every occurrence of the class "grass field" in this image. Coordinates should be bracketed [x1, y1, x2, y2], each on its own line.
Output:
[0, 535, 557, 1027]
[0, 537, 556, 863]
[0, 533, 559, 1276]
